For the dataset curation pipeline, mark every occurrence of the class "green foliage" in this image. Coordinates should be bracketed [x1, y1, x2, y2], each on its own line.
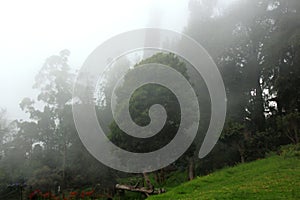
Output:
[109, 53, 194, 156]
[221, 121, 248, 162]
[276, 111, 300, 144]
[280, 144, 300, 159]
[27, 166, 62, 192]
[221, 122, 245, 141]
[156, 171, 188, 190]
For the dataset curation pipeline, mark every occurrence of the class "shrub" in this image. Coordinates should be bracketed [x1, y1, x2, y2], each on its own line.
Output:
[280, 144, 300, 158]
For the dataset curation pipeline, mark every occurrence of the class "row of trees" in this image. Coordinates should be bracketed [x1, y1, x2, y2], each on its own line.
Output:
[185, 0, 300, 173]
[0, 50, 116, 198]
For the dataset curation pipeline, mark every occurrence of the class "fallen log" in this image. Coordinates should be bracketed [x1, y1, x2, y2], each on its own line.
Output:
[115, 184, 165, 195]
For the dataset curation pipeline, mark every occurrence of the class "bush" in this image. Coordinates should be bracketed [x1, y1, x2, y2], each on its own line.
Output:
[265, 151, 278, 158]
[279, 144, 300, 158]
[26, 166, 62, 192]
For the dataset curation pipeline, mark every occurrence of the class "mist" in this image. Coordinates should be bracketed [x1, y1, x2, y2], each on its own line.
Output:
[0, 0, 299, 199]
[0, 0, 189, 120]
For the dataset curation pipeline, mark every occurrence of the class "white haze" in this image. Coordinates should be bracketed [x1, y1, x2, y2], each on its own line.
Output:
[0, 0, 235, 120]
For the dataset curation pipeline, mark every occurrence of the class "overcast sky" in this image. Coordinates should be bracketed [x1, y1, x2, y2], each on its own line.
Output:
[0, 0, 191, 120]
[0, 0, 237, 121]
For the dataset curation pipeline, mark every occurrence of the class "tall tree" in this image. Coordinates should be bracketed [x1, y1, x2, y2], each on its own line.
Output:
[19, 50, 75, 188]
[109, 53, 197, 181]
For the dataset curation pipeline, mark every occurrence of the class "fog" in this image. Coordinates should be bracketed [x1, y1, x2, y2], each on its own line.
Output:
[0, 0, 191, 120]
[1, 0, 299, 199]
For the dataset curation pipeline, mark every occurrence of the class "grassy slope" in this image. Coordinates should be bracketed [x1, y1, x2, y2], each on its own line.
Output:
[148, 156, 300, 200]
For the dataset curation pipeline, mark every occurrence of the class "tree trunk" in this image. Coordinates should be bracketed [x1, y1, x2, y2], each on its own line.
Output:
[62, 141, 66, 189]
[293, 126, 299, 144]
[254, 76, 266, 132]
[188, 157, 195, 181]
[143, 172, 153, 190]
[155, 169, 165, 184]
[160, 169, 165, 183]
[238, 145, 245, 163]
[115, 184, 165, 195]
[240, 154, 245, 163]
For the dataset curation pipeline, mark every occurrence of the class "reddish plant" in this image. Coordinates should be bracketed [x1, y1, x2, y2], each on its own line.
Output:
[29, 189, 41, 200]
[43, 192, 50, 198]
[80, 191, 85, 199]
[69, 191, 78, 199]
[85, 190, 94, 197]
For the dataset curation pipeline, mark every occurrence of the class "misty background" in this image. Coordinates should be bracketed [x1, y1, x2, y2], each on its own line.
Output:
[0, 0, 196, 120]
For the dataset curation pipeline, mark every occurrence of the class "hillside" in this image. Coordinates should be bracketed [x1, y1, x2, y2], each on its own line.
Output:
[148, 154, 300, 200]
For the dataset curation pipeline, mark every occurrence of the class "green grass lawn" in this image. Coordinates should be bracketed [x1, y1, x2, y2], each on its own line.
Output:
[148, 155, 300, 200]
